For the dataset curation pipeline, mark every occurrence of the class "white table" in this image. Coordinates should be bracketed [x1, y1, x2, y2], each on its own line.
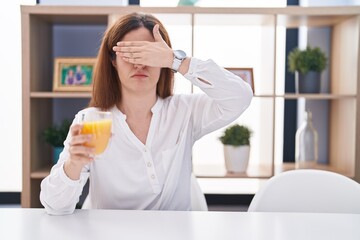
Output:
[1, 208, 359, 240]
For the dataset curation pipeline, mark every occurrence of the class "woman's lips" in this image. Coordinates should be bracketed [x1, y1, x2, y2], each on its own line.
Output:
[132, 73, 148, 78]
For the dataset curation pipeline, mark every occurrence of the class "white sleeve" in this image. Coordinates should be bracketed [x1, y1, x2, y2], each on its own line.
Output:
[184, 58, 253, 140]
[40, 114, 90, 215]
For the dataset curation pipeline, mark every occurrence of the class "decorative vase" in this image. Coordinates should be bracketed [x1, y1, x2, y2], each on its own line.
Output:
[53, 147, 63, 165]
[295, 111, 318, 168]
[295, 71, 321, 93]
[224, 145, 250, 173]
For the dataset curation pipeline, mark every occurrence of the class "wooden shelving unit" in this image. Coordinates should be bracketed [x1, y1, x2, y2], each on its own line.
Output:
[30, 166, 53, 179]
[194, 164, 273, 178]
[281, 94, 357, 99]
[194, 162, 354, 179]
[21, 5, 360, 207]
[254, 94, 357, 99]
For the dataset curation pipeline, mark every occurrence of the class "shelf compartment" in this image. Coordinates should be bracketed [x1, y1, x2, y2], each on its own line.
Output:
[192, 98, 275, 174]
[28, 15, 107, 92]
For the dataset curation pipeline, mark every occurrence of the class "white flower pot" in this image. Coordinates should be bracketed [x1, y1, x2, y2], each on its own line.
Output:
[224, 145, 250, 173]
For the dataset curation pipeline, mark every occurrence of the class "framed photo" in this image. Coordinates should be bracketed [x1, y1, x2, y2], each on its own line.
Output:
[53, 58, 96, 92]
[226, 68, 255, 93]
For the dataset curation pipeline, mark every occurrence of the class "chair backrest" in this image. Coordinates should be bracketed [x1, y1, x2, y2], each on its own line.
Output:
[83, 173, 208, 211]
[191, 173, 208, 211]
[248, 169, 360, 213]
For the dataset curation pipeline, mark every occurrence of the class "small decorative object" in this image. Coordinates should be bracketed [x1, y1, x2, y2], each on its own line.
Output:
[226, 68, 255, 94]
[43, 119, 71, 164]
[219, 124, 252, 173]
[288, 46, 327, 93]
[53, 57, 96, 92]
[295, 110, 318, 168]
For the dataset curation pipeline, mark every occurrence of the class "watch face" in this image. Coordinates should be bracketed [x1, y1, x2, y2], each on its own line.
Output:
[174, 50, 186, 60]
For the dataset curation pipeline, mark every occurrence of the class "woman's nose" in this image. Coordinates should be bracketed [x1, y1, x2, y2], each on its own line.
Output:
[134, 64, 145, 70]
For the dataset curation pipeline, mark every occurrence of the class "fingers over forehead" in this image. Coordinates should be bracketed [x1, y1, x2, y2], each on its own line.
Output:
[113, 46, 141, 52]
[116, 41, 148, 47]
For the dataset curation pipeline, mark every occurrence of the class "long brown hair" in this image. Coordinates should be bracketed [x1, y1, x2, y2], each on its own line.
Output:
[89, 12, 174, 110]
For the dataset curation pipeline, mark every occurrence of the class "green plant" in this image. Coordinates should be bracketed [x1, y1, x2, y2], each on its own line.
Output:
[288, 46, 327, 74]
[43, 119, 72, 147]
[219, 124, 252, 146]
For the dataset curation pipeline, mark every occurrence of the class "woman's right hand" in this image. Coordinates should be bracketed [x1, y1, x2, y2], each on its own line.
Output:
[63, 124, 95, 180]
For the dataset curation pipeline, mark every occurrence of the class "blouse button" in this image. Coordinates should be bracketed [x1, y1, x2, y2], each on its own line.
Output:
[151, 174, 155, 179]
[147, 162, 152, 167]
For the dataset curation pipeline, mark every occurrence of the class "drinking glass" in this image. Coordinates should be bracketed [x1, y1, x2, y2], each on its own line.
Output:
[80, 111, 113, 155]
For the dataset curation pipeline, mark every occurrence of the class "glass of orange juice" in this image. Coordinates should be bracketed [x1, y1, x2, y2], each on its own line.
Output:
[80, 111, 113, 155]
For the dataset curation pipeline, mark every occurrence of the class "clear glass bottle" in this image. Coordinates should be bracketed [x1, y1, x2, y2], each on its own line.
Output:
[295, 110, 318, 168]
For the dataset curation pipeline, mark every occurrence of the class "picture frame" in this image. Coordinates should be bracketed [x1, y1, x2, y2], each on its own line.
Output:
[226, 68, 255, 93]
[53, 57, 96, 92]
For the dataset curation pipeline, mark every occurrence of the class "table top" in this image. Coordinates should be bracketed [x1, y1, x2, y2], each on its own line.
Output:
[1, 208, 359, 240]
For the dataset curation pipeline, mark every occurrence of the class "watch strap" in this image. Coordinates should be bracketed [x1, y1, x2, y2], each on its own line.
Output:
[171, 50, 186, 73]
[171, 57, 182, 73]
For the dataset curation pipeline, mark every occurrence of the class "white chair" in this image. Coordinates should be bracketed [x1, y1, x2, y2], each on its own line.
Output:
[82, 173, 208, 211]
[248, 169, 360, 213]
[191, 173, 208, 211]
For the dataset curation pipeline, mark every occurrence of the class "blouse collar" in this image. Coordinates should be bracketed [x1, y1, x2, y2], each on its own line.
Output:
[110, 96, 164, 120]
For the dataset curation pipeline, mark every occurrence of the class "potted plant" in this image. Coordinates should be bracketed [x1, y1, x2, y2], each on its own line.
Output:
[43, 119, 71, 164]
[219, 124, 252, 173]
[288, 46, 327, 93]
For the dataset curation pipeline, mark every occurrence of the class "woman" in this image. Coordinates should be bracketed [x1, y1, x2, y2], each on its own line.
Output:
[40, 12, 252, 215]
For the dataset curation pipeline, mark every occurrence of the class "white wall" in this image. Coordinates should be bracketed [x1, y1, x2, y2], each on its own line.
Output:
[0, 1, 35, 192]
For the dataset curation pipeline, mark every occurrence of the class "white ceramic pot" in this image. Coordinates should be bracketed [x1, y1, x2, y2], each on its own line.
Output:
[224, 145, 250, 173]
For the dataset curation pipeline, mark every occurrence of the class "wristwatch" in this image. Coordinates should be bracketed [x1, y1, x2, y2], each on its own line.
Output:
[171, 50, 187, 73]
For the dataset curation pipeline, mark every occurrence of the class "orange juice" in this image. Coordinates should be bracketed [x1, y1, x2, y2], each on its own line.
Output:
[82, 119, 112, 155]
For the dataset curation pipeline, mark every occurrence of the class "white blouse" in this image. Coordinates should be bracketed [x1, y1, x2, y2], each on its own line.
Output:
[40, 58, 253, 215]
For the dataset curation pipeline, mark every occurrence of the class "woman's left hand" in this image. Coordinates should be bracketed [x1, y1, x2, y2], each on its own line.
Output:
[112, 24, 173, 68]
